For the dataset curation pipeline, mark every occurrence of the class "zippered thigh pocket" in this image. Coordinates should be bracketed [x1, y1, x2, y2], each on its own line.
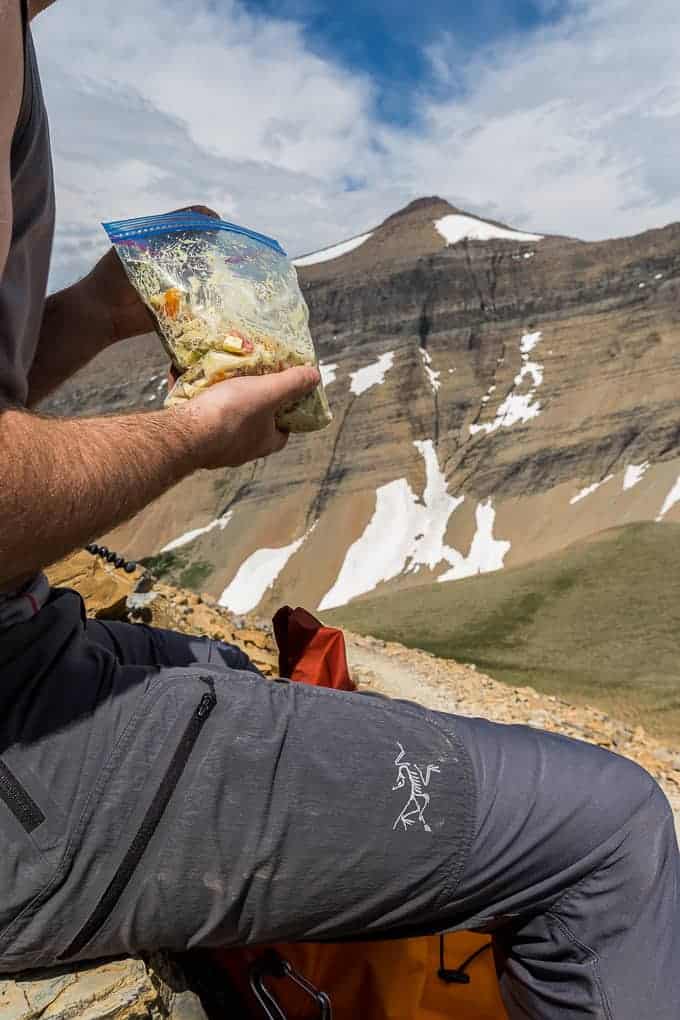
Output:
[0, 760, 45, 834]
[58, 677, 217, 961]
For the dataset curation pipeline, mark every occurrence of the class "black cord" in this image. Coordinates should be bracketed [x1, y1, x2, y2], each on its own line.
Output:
[437, 934, 492, 985]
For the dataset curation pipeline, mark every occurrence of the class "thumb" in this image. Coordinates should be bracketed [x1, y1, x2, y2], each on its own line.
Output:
[263, 366, 321, 409]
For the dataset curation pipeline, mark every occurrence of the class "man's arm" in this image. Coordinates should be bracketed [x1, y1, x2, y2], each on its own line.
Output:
[0, 367, 320, 589]
[27, 282, 117, 406]
[28, 207, 217, 405]
[26, 258, 152, 406]
[0, 404, 196, 588]
[1, 4, 319, 589]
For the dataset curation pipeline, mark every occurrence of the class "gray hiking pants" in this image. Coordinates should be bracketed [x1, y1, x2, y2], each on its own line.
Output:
[0, 587, 678, 1019]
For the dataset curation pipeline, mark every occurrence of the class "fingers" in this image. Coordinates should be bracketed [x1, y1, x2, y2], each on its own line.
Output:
[173, 204, 220, 219]
[176, 367, 317, 470]
[187, 366, 320, 414]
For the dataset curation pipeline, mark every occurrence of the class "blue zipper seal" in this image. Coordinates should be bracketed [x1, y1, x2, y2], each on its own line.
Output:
[102, 211, 286, 257]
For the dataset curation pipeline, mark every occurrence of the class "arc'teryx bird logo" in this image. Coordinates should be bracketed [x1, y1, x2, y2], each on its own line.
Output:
[392, 742, 441, 833]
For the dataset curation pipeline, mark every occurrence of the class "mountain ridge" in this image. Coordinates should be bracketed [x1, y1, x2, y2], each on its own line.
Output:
[43, 197, 680, 639]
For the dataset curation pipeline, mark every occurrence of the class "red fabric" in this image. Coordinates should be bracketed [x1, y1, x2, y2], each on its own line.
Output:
[273, 606, 355, 692]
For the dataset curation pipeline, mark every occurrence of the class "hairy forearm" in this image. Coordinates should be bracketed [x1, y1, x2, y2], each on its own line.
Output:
[27, 283, 113, 406]
[0, 405, 196, 588]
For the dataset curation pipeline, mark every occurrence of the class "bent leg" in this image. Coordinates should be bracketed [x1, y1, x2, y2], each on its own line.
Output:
[443, 714, 680, 1019]
[2, 603, 677, 1016]
[496, 784, 680, 1019]
[86, 617, 261, 674]
[1, 664, 476, 970]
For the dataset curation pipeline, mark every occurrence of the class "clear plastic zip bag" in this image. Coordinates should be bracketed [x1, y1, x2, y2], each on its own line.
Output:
[102, 211, 332, 432]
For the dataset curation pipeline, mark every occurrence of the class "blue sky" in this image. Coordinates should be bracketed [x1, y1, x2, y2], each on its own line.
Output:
[241, 0, 562, 124]
[33, 0, 680, 290]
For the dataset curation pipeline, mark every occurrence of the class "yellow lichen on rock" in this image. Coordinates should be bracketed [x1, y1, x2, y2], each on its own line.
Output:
[45, 552, 142, 620]
[44, 552, 279, 677]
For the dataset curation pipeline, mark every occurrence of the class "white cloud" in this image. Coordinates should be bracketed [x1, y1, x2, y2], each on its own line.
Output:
[400, 0, 680, 237]
[34, 0, 392, 288]
[33, 0, 680, 292]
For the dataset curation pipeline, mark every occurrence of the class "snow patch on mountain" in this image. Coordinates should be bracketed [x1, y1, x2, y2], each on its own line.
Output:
[420, 349, 441, 393]
[410, 439, 464, 571]
[219, 532, 309, 614]
[623, 462, 650, 491]
[435, 214, 543, 247]
[350, 351, 395, 396]
[293, 232, 373, 267]
[318, 440, 510, 609]
[438, 502, 511, 583]
[656, 476, 680, 522]
[317, 479, 425, 611]
[319, 361, 338, 387]
[161, 511, 233, 553]
[570, 475, 614, 505]
[470, 331, 544, 436]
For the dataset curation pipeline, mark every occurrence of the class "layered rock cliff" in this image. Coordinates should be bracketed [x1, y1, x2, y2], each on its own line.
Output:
[42, 197, 680, 618]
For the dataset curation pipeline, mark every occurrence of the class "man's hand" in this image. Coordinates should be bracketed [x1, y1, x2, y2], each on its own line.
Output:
[178, 366, 321, 469]
[78, 246, 154, 347]
[27, 205, 221, 404]
[80, 206, 220, 347]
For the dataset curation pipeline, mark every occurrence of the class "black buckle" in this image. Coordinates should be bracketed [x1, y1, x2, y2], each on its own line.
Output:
[437, 933, 492, 985]
[249, 949, 332, 1020]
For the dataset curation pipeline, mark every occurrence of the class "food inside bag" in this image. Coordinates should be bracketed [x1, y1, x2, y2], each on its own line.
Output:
[102, 210, 332, 432]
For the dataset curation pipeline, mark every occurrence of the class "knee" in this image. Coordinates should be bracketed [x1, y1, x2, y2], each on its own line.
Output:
[604, 751, 668, 824]
[633, 772, 675, 840]
[616, 768, 677, 885]
[592, 749, 677, 855]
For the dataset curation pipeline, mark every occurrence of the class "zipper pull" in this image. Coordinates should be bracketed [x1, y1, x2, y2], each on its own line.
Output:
[197, 691, 216, 719]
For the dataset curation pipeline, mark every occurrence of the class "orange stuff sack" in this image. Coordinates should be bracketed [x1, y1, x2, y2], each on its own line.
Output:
[213, 932, 508, 1020]
[273, 606, 355, 692]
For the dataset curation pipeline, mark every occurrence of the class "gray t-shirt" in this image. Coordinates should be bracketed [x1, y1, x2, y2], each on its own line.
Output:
[0, 0, 55, 620]
[0, 0, 55, 407]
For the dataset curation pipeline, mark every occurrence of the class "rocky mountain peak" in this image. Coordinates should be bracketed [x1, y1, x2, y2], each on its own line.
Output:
[380, 195, 457, 224]
[290, 195, 460, 274]
[295, 196, 543, 277]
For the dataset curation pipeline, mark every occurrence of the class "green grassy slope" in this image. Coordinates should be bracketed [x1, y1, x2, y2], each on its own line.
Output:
[326, 522, 680, 742]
